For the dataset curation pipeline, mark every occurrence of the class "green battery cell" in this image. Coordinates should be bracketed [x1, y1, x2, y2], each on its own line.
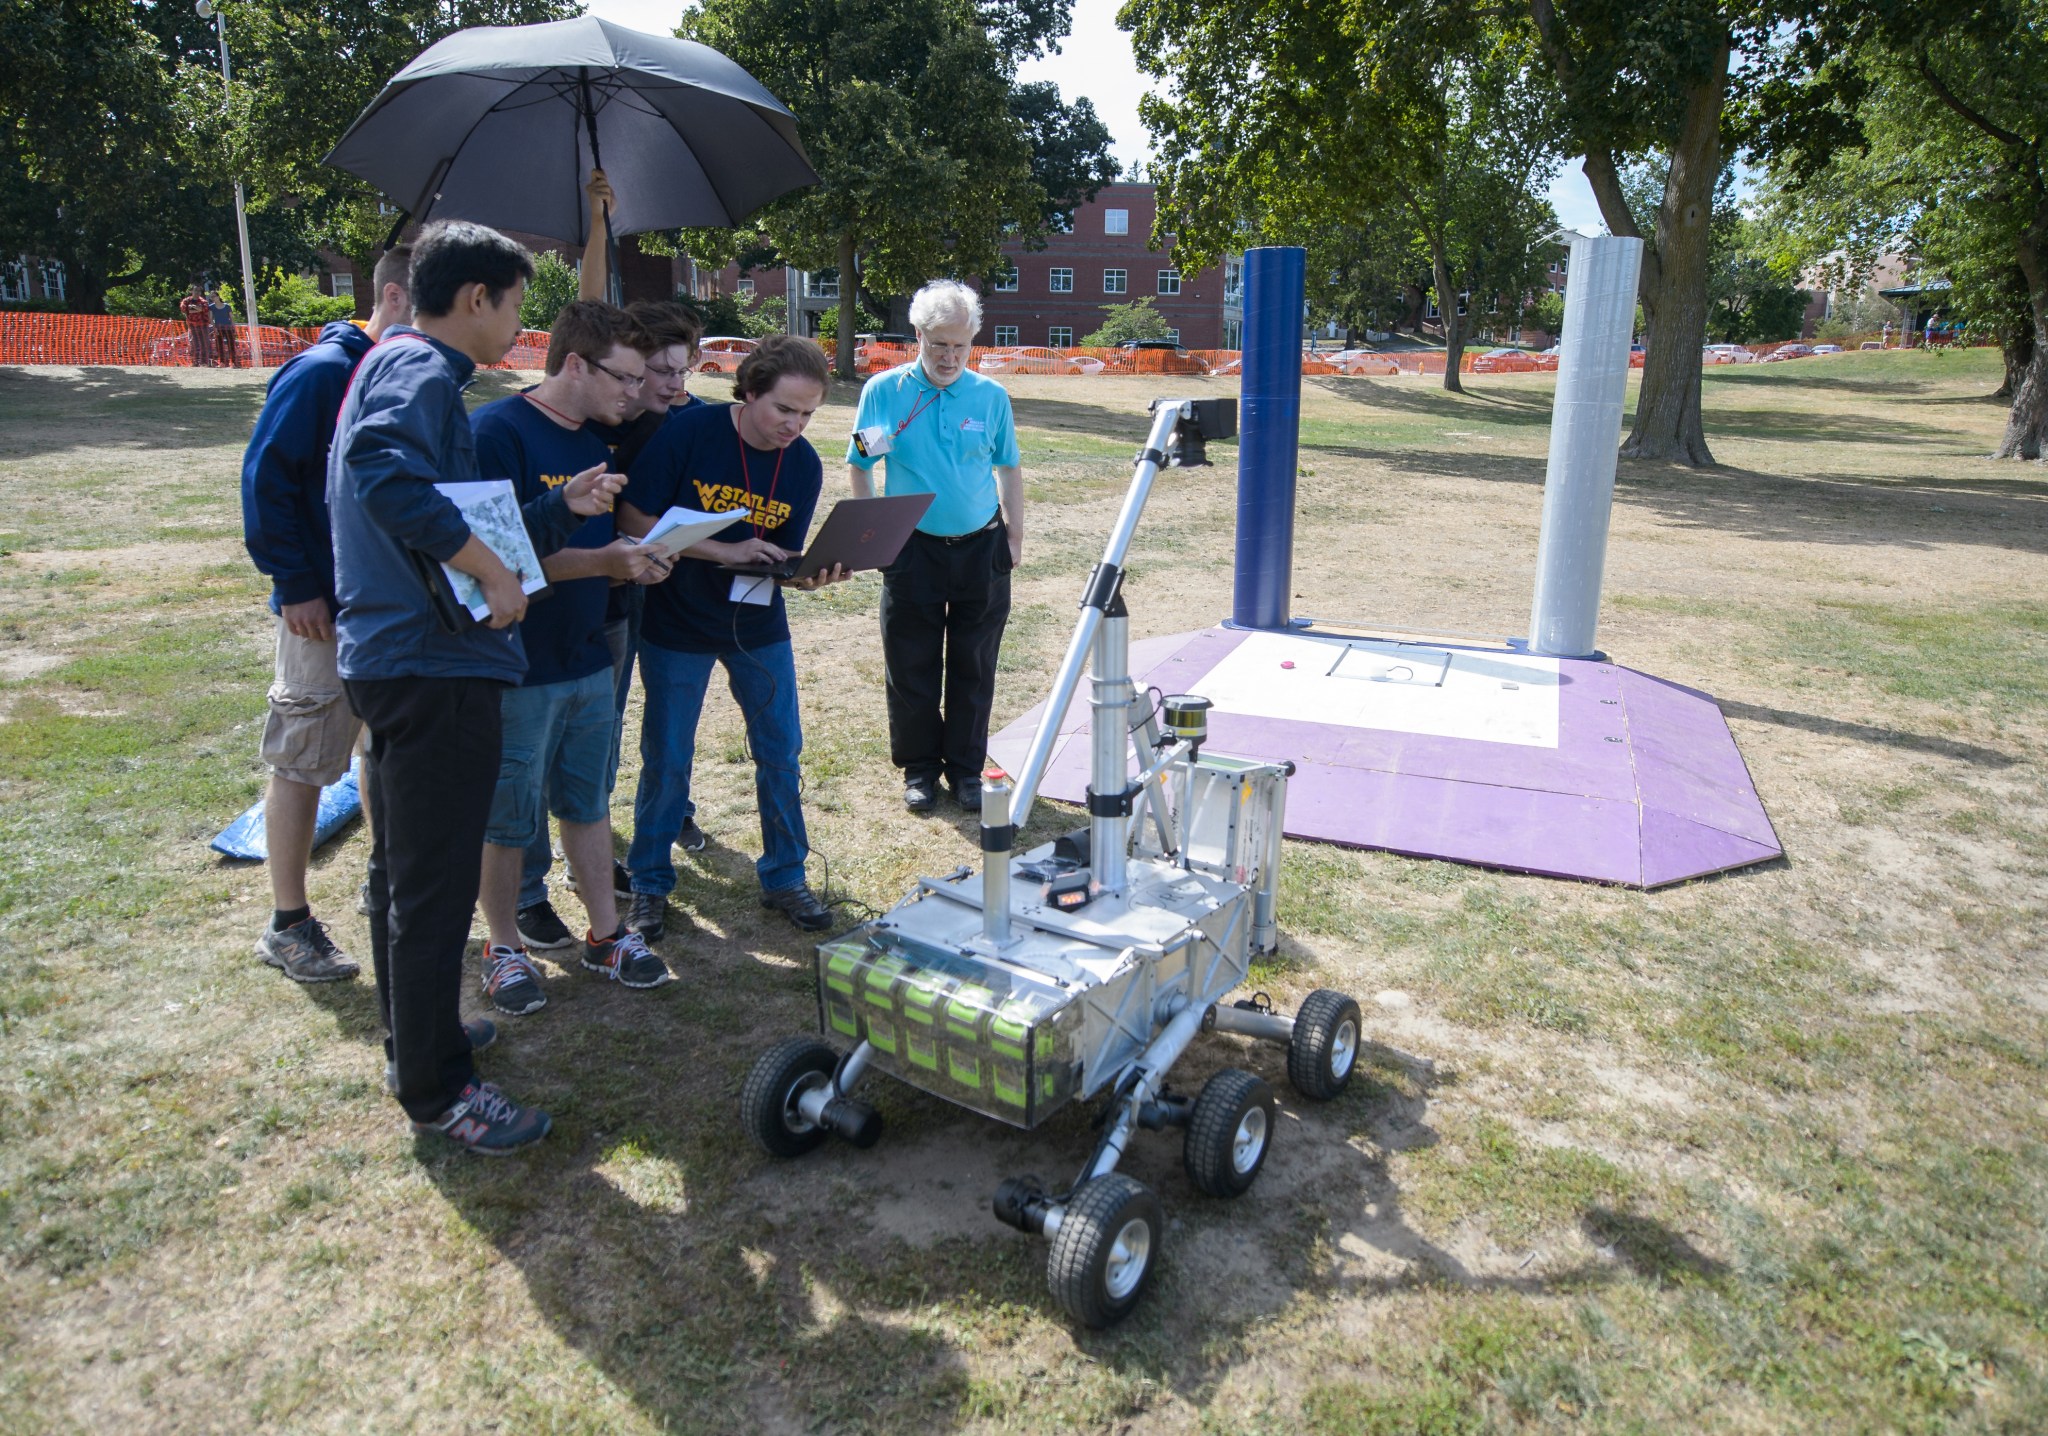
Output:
[824, 996, 861, 1040]
[991, 1057, 1029, 1110]
[862, 952, 913, 1012]
[899, 967, 955, 1028]
[946, 1044, 986, 1092]
[903, 1026, 942, 1073]
[945, 983, 998, 1044]
[864, 1008, 902, 1057]
[821, 940, 865, 1002]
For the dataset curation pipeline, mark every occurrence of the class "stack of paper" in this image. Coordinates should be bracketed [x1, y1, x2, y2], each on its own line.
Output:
[636, 506, 753, 557]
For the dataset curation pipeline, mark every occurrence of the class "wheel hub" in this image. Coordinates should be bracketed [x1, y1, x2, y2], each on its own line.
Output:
[1331, 1018, 1358, 1079]
[1104, 1217, 1152, 1300]
[1232, 1106, 1268, 1174]
[783, 1072, 829, 1135]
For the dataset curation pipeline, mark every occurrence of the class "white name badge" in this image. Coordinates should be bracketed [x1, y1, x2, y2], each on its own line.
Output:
[729, 574, 775, 606]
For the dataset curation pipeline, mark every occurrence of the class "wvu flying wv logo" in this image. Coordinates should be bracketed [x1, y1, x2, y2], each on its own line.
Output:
[693, 480, 793, 530]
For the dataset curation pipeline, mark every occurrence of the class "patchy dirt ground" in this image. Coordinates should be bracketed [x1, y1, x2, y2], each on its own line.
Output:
[1, 354, 2044, 1433]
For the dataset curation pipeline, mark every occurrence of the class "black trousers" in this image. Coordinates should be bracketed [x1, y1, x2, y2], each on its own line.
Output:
[879, 519, 1012, 785]
[345, 675, 503, 1122]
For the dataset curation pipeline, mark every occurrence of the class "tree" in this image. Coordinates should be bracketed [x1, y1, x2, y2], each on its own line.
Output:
[1763, 1, 2047, 458]
[1081, 297, 1174, 346]
[681, 0, 1115, 377]
[1122, 0, 1561, 392]
[519, 250, 579, 330]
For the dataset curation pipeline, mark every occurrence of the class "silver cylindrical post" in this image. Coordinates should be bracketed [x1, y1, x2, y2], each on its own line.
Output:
[1089, 613, 1132, 896]
[1527, 233, 1644, 657]
[980, 775, 1013, 945]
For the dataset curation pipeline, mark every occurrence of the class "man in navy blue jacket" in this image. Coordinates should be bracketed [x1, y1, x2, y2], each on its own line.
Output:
[241, 247, 411, 986]
[330, 220, 622, 1156]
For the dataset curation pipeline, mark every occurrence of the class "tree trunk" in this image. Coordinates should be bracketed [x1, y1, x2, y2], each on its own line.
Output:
[833, 231, 858, 380]
[1622, 47, 1726, 465]
[1431, 246, 1465, 394]
[1993, 199, 2048, 460]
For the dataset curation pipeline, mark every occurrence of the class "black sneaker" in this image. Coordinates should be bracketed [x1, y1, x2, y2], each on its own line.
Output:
[625, 890, 666, 943]
[482, 943, 547, 1016]
[761, 884, 833, 932]
[951, 776, 984, 811]
[254, 915, 360, 983]
[563, 860, 634, 900]
[411, 1080, 551, 1155]
[678, 818, 707, 853]
[515, 899, 575, 951]
[583, 926, 670, 988]
[386, 1018, 497, 1095]
[904, 777, 938, 813]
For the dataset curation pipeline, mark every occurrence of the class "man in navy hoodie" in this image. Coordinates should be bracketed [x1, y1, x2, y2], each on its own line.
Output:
[330, 220, 621, 1156]
[241, 245, 411, 984]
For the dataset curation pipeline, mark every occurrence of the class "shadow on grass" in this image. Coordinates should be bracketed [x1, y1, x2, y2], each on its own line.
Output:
[0, 366, 268, 458]
[1718, 699, 2019, 769]
[1307, 376, 1560, 430]
[1582, 1205, 1730, 1287]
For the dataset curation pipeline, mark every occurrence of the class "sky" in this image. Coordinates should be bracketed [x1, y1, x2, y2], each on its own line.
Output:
[581, 0, 1611, 233]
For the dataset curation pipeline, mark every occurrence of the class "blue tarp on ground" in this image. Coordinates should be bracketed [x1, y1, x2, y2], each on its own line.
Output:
[209, 757, 362, 861]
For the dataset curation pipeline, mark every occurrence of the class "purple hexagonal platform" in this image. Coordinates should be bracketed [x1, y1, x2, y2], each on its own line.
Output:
[988, 626, 1782, 889]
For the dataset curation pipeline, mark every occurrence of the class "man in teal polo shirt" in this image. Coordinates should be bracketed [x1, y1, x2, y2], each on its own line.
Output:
[847, 279, 1025, 813]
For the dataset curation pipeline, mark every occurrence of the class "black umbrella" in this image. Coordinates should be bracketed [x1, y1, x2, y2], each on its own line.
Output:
[324, 15, 816, 245]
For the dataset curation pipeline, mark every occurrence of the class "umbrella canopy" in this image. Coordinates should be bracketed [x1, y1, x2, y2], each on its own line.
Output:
[324, 15, 816, 244]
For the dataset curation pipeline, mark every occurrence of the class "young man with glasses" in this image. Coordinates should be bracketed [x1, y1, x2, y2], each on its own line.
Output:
[468, 301, 675, 1015]
[847, 279, 1025, 813]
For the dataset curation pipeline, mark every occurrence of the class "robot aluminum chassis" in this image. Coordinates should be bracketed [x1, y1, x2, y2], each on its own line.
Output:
[742, 399, 1364, 1328]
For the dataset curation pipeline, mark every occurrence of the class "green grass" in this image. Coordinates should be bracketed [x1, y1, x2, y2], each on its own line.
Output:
[2, 352, 2046, 1433]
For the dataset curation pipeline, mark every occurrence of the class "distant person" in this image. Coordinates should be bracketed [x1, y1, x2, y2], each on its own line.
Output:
[515, 297, 708, 929]
[180, 284, 213, 367]
[210, 289, 240, 367]
[847, 279, 1024, 814]
[470, 300, 673, 1013]
[616, 335, 848, 941]
[329, 219, 621, 1156]
[240, 246, 412, 984]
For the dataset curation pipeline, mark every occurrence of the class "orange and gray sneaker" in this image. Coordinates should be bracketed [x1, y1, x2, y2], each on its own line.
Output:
[582, 926, 670, 988]
[482, 943, 547, 1016]
[412, 1080, 550, 1155]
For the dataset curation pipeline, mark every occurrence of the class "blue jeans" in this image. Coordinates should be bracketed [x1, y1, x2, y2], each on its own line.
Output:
[628, 637, 808, 897]
[519, 615, 637, 909]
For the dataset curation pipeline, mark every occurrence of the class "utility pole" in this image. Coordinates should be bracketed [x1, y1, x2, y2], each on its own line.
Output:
[196, 0, 264, 367]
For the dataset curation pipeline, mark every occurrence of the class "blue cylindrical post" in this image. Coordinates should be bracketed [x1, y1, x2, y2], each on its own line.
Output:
[1232, 247, 1305, 630]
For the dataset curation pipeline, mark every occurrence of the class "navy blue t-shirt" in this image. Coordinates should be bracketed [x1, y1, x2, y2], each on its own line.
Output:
[472, 394, 615, 688]
[622, 400, 823, 656]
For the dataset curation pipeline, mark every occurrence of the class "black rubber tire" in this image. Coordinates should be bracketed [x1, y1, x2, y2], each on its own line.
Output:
[741, 1036, 838, 1158]
[1183, 1068, 1277, 1198]
[1046, 1174, 1163, 1329]
[1287, 988, 1363, 1101]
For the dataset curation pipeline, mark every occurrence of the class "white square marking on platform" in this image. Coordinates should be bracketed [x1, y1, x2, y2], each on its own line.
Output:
[1185, 632, 1562, 748]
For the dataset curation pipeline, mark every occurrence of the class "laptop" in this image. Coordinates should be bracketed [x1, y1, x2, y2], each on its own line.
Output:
[718, 493, 935, 581]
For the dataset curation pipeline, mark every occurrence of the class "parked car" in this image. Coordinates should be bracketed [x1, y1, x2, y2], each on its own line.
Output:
[1111, 338, 1210, 374]
[694, 336, 758, 373]
[1323, 348, 1400, 376]
[975, 346, 1104, 376]
[1470, 347, 1540, 374]
[1702, 343, 1756, 365]
[1811, 343, 1844, 354]
[1760, 342, 1816, 363]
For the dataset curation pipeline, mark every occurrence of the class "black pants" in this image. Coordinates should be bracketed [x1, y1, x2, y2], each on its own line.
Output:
[879, 519, 1012, 786]
[345, 675, 504, 1122]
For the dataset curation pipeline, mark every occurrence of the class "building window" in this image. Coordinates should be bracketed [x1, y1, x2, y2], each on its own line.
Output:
[1157, 269, 1181, 295]
[1105, 208, 1129, 235]
[994, 324, 1019, 346]
[38, 259, 66, 302]
[991, 264, 1018, 292]
[1103, 269, 1127, 294]
[1223, 256, 1244, 306]
[1223, 319, 1242, 348]
[331, 273, 355, 299]
[737, 276, 755, 295]
[804, 269, 839, 299]
[1050, 211, 1074, 233]
[1048, 326, 1074, 347]
[1049, 267, 1074, 293]
[0, 259, 26, 303]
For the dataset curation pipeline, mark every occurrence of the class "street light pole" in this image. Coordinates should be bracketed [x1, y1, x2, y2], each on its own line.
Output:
[196, 0, 264, 367]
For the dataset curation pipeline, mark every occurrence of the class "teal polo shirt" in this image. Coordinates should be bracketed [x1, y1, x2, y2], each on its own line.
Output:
[847, 362, 1020, 537]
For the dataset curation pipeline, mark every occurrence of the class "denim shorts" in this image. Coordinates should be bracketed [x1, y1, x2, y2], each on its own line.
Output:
[486, 666, 615, 846]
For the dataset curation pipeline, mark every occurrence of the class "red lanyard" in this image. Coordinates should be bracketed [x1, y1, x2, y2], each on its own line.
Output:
[734, 418, 784, 538]
[896, 385, 940, 437]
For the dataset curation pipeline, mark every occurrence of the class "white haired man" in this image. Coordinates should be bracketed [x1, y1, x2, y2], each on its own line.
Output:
[846, 279, 1024, 813]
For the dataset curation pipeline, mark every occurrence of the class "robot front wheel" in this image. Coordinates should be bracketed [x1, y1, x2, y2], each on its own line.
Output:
[1047, 1173, 1164, 1329]
[1183, 1068, 1276, 1198]
[1288, 989, 1363, 1101]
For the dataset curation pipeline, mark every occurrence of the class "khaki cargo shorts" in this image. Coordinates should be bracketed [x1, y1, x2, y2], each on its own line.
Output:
[260, 615, 363, 787]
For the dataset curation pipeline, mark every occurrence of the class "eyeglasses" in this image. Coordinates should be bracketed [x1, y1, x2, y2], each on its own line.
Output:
[644, 361, 688, 380]
[588, 356, 644, 388]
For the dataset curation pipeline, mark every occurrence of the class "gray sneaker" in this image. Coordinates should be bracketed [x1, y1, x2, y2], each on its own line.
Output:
[255, 916, 360, 983]
[625, 891, 667, 943]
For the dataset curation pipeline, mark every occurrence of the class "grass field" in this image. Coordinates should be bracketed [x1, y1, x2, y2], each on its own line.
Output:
[1, 349, 2044, 1434]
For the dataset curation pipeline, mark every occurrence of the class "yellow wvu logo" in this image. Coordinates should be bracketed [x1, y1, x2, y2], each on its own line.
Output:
[693, 480, 792, 530]
[539, 471, 577, 490]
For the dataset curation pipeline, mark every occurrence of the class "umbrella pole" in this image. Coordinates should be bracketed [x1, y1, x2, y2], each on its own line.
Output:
[578, 70, 624, 306]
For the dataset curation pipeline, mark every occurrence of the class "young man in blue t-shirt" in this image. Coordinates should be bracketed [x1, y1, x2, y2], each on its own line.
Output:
[471, 301, 675, 1015]
[615, 335, 848, 940]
